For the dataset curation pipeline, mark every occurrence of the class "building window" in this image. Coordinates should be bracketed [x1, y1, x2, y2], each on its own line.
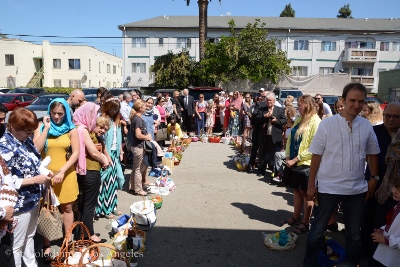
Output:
[132, 38, 146, 48]
[53, 59, 61, 69]
[113, 82, 116, 88]
[319, 67, 334, 74]
[89, 80, 92, 87]
[6, 76, 16, 88]
[321, 41, 336, 51]
[99, 62, 101, 73]
[292, 66, 308, 76]
[69, 79, 82, 88]
[54, 79, 62, 87]
[107, 64, 110, 73]
[68, 59, 80, 69]
[393, 42, 400, 51]
[5, 54, 14, 66]
[89, 59, 91, 71]
[360, 42, 375, 49]
[294, 40, 309, 51]
[106, 81, 111, 87]
[380, 42, 390, 51]
[176, 38, 191, 49]
[345, 41, 358, 49]
[113, 65, 116, 74]
[351, 68, 372, 76]
[132, 63, 146, 73]
[159, 38, 164, 47]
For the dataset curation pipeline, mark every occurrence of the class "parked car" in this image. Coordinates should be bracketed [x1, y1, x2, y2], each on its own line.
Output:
[189, 87, 223, 102]
[0, 88, 11, 94]
[0, 93, 37, 111]
[109, 88, 142, 99]
[152, 89, 177, 100]
[84, 94, 97, 103]
[9, 87, 46, 96]
[321, 95, 339, 114]
[273, 88, 303, 107]
[366, 95, 387, 110]
[82, 88, 98, 96]
[25, 93, 68, 120]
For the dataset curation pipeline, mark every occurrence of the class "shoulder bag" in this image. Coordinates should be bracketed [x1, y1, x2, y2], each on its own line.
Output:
[37, 186, 63, 241]
[155, 126, 167, 141]
[143, 140, 153, 155]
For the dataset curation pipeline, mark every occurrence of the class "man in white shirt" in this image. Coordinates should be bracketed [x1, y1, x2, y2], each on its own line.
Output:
[120, 92, 132, 124]
[315, 94, 332, 115]
[304, 83, 380, 267]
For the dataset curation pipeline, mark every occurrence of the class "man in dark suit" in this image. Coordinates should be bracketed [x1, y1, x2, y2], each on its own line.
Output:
[179, 88, 195, 132]
[254, 91, 287, 176]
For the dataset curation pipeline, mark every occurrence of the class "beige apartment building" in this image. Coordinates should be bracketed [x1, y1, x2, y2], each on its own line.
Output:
[119, 16, 400, 93]
[0, 38, 122, 88]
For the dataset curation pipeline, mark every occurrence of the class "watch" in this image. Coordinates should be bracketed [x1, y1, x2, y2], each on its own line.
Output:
[371, 175, 380, 181]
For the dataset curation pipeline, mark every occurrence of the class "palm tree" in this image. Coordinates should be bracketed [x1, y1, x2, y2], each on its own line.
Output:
[186, 0, 221, 61]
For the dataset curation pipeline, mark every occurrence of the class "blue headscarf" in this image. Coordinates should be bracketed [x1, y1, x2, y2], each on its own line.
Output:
[47, 98, 75, 136]
[41, 98, 75, 152]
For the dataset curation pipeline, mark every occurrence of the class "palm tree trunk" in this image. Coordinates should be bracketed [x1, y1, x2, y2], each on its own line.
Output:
[198, 0, 209, 61]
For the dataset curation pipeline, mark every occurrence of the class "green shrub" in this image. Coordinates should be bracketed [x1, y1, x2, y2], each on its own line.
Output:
[44, 87, 75, 94]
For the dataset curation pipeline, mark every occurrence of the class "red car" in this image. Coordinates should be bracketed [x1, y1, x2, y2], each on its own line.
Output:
[366, 96, 387, 111]
[0, 93, 37, 111]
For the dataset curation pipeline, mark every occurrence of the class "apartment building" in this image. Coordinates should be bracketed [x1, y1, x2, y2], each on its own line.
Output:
[0, 39, 122, 88]
[119, 16, 400, 93]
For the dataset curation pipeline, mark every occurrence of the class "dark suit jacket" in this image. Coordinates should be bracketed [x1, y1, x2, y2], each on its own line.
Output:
[254, 103, 286, 144]
[179, 95, 195, 116]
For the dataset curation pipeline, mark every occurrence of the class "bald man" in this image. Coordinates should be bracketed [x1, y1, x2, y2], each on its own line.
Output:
[67, 89, 85, 111]
[363, 102, 400, 263]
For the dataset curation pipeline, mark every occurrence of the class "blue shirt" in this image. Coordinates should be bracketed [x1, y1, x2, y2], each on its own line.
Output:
[0, 130, 41, 213]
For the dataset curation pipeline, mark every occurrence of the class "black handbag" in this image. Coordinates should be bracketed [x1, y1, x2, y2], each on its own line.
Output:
[143, 140, 153, 154]
[291, 165, 310, 177]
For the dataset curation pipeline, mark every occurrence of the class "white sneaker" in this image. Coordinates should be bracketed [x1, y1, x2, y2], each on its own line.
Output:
[272, 176, 282, 183]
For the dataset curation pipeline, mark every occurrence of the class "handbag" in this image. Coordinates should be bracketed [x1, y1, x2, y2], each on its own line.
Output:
[37, 187, 63, 241]
[143, 140, 153, 154]
[155, 126, 167, 141]
[291, 165, 310, 177]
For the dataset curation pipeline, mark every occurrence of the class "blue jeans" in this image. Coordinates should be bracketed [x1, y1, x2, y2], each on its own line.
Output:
[304, 192, 366, 267]
[196, 112, 205, 135]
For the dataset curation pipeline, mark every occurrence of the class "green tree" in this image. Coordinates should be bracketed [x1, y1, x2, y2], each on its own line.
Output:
[184, 0, 221, 61]
[149, 50, 198, 88]
[337, 4, 353, 18]
[280, 4, 295, 17]
[200, 19, 291, 84]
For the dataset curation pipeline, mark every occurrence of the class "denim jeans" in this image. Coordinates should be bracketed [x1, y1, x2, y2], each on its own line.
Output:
[196, 112, 205, 135]
[304, 192, 366, 267]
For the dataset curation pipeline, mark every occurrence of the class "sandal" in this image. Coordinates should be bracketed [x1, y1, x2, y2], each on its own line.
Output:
[134, 190, 147, 196]
[281, 216, 300, 226]
[293, 223, 309, 234]
[43, 245, 52, 264]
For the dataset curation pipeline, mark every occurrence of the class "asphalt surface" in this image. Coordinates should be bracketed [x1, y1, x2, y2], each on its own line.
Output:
[35, 141, 370, 267]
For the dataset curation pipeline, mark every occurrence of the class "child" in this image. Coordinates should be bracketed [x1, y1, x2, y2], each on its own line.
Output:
[371, 182, 400, 266]
[167, 117, 183, 139]
[205, 99, 215, 135]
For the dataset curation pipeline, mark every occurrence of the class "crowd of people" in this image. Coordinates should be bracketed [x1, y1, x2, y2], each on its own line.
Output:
[0, 84, 399, 266]
[242, 84, 400, 266]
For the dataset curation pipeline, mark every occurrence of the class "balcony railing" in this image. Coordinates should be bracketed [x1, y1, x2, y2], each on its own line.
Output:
[342, 48, 378, 63]
[350, 75, 375, 86]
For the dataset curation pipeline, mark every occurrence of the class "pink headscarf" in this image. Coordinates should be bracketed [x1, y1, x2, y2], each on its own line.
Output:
[230, 91, 243, 112]
[73, 103, 100, 175]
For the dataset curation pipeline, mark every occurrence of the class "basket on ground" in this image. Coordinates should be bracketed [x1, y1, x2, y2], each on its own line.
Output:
[151, 196, 163, 209]
[182, 137, 192, 144]
[78, 243, 129, 267]
[52, 221, 100, 267]
[263, 232, 298, 251]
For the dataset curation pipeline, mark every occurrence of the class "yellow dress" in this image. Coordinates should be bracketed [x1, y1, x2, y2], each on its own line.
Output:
[44, 133, 78, 204]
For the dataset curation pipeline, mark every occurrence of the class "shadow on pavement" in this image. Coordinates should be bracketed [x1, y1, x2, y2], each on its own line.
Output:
[231, 202, 293, 227]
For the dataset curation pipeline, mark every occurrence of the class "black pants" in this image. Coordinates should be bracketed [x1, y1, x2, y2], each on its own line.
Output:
[182, 110, 192, 132]
[0, 232, 15, 265]
[249, 129, 260, 166]
[258, 135, 282, 175]
[77, 171, 101, 237]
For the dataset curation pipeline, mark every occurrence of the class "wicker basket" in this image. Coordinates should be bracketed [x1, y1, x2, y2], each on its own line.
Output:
[151, 196, 163, 209]
[52, 221, 100, 267]
[182, 137, 192, 144]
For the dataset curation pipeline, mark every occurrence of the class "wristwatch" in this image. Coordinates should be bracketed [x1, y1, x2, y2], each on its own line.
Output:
[371, 175, 380, 181]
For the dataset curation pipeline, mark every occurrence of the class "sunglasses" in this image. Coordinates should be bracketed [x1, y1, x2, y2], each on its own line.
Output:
[314, 98, 321, 100]
[25, 129, 35, 135]
[199, 97, 204, 98]
[383, 114, 400, 120]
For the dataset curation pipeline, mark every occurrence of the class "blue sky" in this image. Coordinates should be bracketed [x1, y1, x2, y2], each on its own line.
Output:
[2, 0, 400, 57]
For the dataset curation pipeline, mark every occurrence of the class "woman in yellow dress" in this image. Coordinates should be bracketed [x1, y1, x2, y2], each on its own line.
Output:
[33, 98, 79, 261]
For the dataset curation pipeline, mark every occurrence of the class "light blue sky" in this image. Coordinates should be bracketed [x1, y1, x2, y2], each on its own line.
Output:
[2, 0, 400, 57]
